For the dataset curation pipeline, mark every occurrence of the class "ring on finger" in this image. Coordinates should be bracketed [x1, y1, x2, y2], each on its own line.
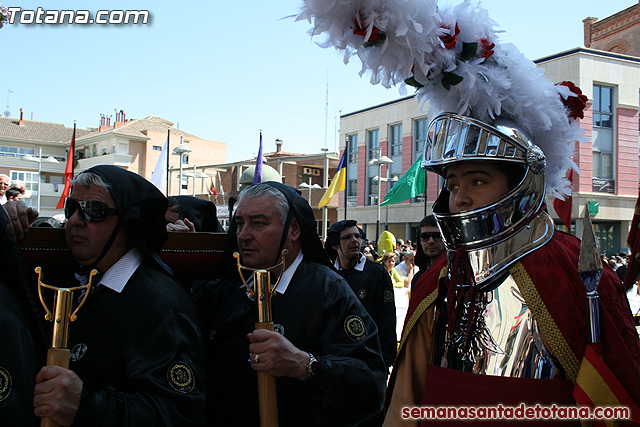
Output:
[253, 353, 260, 363]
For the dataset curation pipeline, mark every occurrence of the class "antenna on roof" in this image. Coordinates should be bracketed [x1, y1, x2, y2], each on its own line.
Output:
[4, 89, 12, 118]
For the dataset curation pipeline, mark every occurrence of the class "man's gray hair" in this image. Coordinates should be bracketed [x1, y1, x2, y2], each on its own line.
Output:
[0, 174, 9, 180]
[72, 171, 111, 193]
[238, 183, 289, 224]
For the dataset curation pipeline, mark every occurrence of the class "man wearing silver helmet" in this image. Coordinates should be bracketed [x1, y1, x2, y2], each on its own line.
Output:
[383, 113, 640, 425]
[298, 0, 640, 423]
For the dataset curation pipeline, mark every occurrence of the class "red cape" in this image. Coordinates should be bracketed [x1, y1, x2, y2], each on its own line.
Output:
[398, 231, 640, 409]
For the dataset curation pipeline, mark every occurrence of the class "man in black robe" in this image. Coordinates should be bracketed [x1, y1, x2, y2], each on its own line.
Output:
[193, 181, 386, 426]
[325, 219, 396, 369]
[32, 165, 206, 426]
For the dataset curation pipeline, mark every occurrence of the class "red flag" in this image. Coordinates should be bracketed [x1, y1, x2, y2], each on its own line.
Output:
[553, 169, 573, 227]
[573, 344, 640, 425]
[56, 123, 75, 209]
[623, 189, 640, 290]
[208, 176, 217, 196]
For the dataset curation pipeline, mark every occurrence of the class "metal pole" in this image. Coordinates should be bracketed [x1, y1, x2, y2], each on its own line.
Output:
[376, 163, 381, 242]
[166, 128, 170, 197]
[193, 165, 197, 197]
[179, 155, 183, 195]
[385, 166, 390, 231]
[321, 148, 329, 242]
[37, 147, 42, 212]
[344, 136, 348, 220]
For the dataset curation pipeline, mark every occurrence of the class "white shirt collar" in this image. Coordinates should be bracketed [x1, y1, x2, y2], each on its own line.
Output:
[274, 250, 303, 294]
[80, 248, 143, 293]
[241, 250, 304, 298]
[333, 253, 366, 272]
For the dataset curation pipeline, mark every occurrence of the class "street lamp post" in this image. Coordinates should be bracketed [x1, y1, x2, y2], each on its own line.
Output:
[383, 173, 399, 230]
[321, 147, 329, 242]
[368, 154, 393, 242]
[171, 141, 192, 195]
[182, 165, 209, 196]
[299, 177, 322, 204]
[22, 148, 58, 212]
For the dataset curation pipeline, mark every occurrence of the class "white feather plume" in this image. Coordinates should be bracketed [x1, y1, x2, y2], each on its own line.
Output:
[297, 0, 585, 197]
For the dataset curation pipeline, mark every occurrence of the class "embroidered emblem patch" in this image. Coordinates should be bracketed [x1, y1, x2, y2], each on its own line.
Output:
[273, 323, 285, 335]
[357, 289, 366, 299]
[167, 361, 195, 394]
[383, 290, 393, 303]
[344, 315, 367, 342]
[70, 343, 87, 362]
[0, 367, 11, 402]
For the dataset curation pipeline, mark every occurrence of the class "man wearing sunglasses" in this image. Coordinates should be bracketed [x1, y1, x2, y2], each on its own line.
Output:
[411, 215, 445, 291]
[33, 165, 205, 426]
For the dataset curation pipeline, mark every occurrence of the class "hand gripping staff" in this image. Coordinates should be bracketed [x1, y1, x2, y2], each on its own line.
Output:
[36, 267, 97, 427]
[234, 250, 287, 427]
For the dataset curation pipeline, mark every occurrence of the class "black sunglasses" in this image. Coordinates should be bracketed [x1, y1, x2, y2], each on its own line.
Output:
[420, 232, 442, 242]
[64, 197, 118, 223]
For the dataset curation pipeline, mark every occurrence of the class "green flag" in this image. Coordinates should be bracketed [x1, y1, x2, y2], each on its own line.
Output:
[381, 157, 425, 206]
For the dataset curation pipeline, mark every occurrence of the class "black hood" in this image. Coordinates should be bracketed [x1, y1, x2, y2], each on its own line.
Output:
[83, 165, 168, 253]
[227, 181, 331, 268]
[173, 196, 224, 232]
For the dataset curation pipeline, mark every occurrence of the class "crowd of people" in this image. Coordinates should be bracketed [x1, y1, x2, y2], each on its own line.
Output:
[2, 161, 639, 426]
[0, 174, 27, 204]
[3, 0, 640, 424]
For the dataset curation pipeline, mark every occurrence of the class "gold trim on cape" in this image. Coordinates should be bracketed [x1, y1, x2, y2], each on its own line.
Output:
[397, 266, 447, 353]
[509, 261, 580, 381]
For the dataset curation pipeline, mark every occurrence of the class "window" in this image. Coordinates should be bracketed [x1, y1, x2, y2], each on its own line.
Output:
[153, 145, 163, 151]
[414, 118, 428, 159]
[0, 146, 34, 158]
[347, 179, 357, 198]
[367, 129, 379, 161]
[347, 134, 358, 164]
[592, 85, 614, 190]
[389, 124, 402, 156]
[182, 154, 189, 165]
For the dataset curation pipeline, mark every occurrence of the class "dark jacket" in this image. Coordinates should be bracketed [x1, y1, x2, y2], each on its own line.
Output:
[69, 258, 206, 426]
[193, 259, 387, 426]
[337, 258, 397, 368]
[0, 207, 46, 427]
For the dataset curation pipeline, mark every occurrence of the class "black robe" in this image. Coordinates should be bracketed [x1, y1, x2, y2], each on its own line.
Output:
[337, 258, 397, 368]
[0, 208, 46, 427]
[68, 259, 206, 426]
[193, 259, 387, 426]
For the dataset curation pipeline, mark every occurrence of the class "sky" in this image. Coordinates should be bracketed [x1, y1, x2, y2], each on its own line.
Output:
[1, 0, 636, 163]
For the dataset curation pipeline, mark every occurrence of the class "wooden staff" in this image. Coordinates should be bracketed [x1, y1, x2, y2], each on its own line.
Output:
[36, 267, 96, 427]
[234, 251, 287, 427]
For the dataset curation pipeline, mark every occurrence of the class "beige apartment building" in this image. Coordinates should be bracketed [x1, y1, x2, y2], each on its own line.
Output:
[0, 110, 226, 217]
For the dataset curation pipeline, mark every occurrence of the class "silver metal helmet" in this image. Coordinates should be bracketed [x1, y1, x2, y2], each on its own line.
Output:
[422, 113, 554, 287]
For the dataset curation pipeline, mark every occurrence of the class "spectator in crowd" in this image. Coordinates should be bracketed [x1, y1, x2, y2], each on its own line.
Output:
[0, 174, 9, 204]
[6, 187, 23, 201]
